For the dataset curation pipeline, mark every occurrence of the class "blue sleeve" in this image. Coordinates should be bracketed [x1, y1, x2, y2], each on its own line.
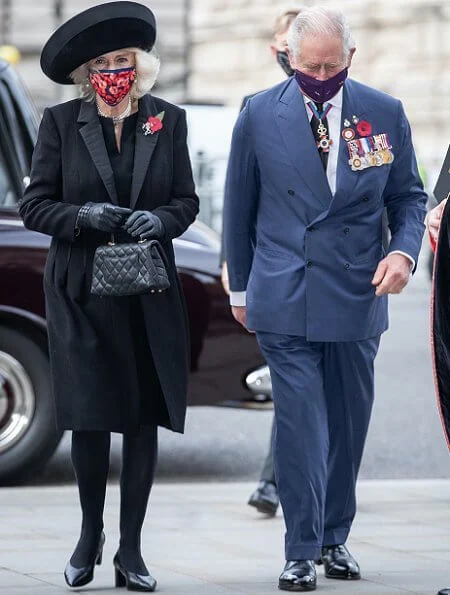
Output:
[223, 101, 260, 292]
[384, 101, 427, 268]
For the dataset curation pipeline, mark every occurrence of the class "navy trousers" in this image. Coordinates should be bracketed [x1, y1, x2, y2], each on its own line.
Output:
[256, 332, 380, 561]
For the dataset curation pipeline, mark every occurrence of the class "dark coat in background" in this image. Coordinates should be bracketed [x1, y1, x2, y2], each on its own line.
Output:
[431, 198, 450, 449]
[19, 94, 199, 434]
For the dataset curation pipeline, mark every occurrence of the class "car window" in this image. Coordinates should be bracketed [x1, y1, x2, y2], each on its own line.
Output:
[0, 81, 29, 176]
[1, 74, 38, 168]
[0, 143, 17, 207]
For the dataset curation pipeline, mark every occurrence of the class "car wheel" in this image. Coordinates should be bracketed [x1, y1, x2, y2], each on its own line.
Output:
[0, 326, 62, 484]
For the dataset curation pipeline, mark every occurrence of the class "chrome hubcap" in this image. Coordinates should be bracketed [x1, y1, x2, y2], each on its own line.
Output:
[0, 350, 35, 453]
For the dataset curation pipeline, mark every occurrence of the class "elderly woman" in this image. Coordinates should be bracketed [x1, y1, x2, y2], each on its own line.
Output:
[19, 2, 198, 591]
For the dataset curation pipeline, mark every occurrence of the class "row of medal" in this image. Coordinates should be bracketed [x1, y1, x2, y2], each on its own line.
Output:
[346, 134, 394, 171]
[342, 116, 394, 172]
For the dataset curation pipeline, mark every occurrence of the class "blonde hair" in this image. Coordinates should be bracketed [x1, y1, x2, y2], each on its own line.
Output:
[70, 47, 160, 101]
[273, 6, 303, 38]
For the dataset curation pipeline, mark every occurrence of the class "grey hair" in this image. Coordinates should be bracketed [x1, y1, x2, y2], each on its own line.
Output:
[70, 47, 160, 102]
[287, 6, 355, 60]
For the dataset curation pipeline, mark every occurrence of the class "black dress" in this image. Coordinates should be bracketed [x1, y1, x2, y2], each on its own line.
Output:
[99, 113, 169, 429]
[100, 113, 136, 208]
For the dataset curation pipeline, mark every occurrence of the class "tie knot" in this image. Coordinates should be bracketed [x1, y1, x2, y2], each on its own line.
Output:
[314, 102, 323, 113]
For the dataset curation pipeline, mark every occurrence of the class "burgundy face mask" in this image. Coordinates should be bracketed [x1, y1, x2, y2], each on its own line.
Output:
[294, 67, 348, 103]
[89, 67, 136, 106]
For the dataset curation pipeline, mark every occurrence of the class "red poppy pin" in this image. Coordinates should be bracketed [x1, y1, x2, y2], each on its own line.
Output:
[142, 111, 165, 136]
[356, 120, 372, 137]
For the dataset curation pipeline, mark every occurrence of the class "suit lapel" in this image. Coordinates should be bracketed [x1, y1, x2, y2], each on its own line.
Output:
[77, 101, 118, 205]
[333, 80, 367, 208]
[130, 94, 160, 209]
[274, 79, 332, 210]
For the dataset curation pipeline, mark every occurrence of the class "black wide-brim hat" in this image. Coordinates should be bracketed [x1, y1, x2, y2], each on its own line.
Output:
[40, 1, 156, 84]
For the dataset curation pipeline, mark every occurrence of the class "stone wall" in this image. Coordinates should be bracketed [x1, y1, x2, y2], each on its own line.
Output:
[2, 0, 449, 182]
[4, 0, 188, 106]
[189, 0, 450, 183]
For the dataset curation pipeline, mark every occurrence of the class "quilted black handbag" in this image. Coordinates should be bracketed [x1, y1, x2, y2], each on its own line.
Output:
[91, 238, 170, 296]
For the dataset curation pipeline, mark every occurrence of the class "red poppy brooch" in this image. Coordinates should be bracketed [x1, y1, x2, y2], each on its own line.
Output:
[142, 111, 165, 136]
[356, 120, 372, 137]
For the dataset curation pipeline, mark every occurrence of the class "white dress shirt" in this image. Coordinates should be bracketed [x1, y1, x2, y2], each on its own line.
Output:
[303, 89, 342, 195]
[229, 87, 413, 307]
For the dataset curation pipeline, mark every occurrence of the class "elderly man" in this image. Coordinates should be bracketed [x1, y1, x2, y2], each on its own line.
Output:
[223, 6, 426, 592]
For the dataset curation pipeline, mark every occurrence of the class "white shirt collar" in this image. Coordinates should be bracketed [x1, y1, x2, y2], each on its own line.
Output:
[302, 86, 344, 110]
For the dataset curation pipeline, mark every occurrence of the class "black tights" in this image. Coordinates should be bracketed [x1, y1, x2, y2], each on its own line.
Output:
[70, 426, 158, 574]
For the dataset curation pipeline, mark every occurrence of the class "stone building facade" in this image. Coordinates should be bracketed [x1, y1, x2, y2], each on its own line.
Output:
[189, 0, 450, 182]
[2, 0, 449, 184]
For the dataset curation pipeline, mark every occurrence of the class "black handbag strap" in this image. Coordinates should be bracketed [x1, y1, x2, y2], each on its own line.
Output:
[148, 239, 170, 271]
[105, 235, 169, 272]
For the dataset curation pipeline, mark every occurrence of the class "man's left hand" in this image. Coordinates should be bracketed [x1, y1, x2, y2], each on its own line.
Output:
[371, 253, 412, 296]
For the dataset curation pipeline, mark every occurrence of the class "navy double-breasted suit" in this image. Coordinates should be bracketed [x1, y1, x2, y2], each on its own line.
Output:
[224, 77, 426, 560]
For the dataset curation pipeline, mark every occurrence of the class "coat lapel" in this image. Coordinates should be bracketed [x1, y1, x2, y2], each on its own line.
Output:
[130, 94, 160, 209]
[77, 101, 118, 205]
[332, 80, 367, 209]
[274, 79, 332, 210]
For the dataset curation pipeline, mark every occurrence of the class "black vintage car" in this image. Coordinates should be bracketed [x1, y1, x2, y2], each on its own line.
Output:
[0, 59, 269, 484]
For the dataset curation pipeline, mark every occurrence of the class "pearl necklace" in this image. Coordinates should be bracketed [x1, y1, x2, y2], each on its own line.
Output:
[96, 97, 132, 125]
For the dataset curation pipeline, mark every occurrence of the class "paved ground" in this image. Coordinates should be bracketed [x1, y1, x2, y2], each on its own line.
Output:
[1, 479, 450, 594]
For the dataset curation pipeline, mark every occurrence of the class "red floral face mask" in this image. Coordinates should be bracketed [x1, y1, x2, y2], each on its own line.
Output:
[89, 67, 137, 106]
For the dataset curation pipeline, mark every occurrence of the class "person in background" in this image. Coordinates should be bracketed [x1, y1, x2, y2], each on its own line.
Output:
[222, 5, 302, 519]
[19, 2, 198, 591]
[425, 147, 450, 595]
[428, 196, 450, 595]
[224, 6, 426, 591]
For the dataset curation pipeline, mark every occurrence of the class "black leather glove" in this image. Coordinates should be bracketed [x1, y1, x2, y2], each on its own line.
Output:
[123, 210, 165, 240]
[76, 203, 132, 232]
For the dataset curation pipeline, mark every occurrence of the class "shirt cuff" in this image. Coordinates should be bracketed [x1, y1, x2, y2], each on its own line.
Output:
[230, 291, 246, 306]
[389, 250, 415, 271]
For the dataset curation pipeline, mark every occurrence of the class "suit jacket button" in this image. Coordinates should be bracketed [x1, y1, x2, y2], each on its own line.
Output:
[306, 260, 313, 268]
[361, 196, 369, 202]
[344, 263, 350, 270]
[344, 227, 350, 234]
[287, 189, 295, 196]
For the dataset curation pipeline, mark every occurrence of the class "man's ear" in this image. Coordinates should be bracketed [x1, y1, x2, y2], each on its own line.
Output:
[286, 48, 296, 70]
[347, 47, 356, 68]
[269, 43, 277, 58]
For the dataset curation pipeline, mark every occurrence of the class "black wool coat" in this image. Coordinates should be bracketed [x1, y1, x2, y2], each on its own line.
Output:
[19, 94, 199, 433]
[432, 198, 450, 450]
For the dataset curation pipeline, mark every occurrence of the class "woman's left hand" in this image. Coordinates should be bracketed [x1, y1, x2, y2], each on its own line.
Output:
[427, 198, 447, 247]
[123, 210, 165, 239]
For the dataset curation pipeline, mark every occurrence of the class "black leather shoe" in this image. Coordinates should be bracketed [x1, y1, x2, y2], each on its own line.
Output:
[64, 531, 105, 588]
[113, 553, 157, 592]
[278, 560, 316, 591]
[320, 545, 360, 580]
[248, 481, 279, 516]
[438, 590, 450, 594]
